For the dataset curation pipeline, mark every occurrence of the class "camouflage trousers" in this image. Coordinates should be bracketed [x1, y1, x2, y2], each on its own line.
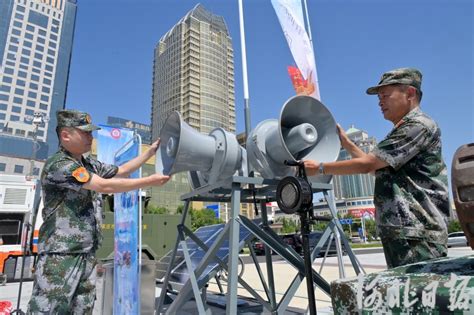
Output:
[27, 253, 97, 314]
[381, 236, 447, 268]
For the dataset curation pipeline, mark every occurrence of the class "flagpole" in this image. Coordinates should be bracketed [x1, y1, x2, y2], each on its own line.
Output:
[238, 0, 251, 150]
[302, 0, 313, 44]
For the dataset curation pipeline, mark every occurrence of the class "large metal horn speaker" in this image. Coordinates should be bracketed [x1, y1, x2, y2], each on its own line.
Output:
[155, 111, 246, 188]
[451, 143, 474, 249]
[247, 95, 340, 182]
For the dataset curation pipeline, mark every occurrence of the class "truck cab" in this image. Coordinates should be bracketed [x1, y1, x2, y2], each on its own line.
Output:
[0, 174, 42, 282]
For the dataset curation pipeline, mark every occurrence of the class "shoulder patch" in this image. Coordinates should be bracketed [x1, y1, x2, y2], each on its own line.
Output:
[72, 166, 90, 183]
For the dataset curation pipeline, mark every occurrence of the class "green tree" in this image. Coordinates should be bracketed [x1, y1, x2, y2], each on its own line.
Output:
[364, 219, 377, 240]
[448, 219, 462, 233]
[190, 208, 223, 231]
[278, 217, 299, 234]
[145, 204, 169, 214]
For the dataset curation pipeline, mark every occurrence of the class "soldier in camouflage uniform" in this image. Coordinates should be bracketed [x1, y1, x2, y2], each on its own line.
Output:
[28, 110, 170, 314]
[304, 68, 450, 268]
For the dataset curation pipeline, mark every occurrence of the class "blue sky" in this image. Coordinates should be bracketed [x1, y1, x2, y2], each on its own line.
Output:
[67, 0, 473, 172]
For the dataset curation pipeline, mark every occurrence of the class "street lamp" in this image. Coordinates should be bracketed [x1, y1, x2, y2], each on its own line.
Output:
[26, 112, 48, 177]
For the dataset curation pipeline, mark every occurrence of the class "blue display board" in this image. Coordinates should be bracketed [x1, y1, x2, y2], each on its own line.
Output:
[96, 125, 140, 314]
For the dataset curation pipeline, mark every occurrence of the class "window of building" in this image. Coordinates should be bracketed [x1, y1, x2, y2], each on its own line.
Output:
[25, 109, 34, 116]
[47, 49, 54, 56]
[24, 40, 32, 48]
[15, 129, 26, 136]
[37, 37, 45, 44]
[33, 167, 40, 176]
[30, 82, 38, 90]
[50, 34, 58, 42]
[14, 165, 24, 174]
[15, 13, 24, 20]
[21, 48, 31, 56]
[10, 36, 19, 44]
[46, 57, 54, 64]
[0, 113, 6, 120]
[0, 163, 6, 172]
[28, 10, 49, 28]
[37, 130, 44, 137]
[52, 19, 60, 26]
[8, 45, 18, 53]
[18, 71, 27, 78]
[13, 97, 22, 104]
[19, 64, 28, 71]
[4, 68, 14, 75]
[0, 104, 7, 110]
[40, 95, 48, 102]
[0, 85, 11, 93]
[6, 53, 16, 61]
[41, 86, 50, 93]
[20, 56, 29, 64]
[34, 52, 42, 60]
[13, 21, 22, 28]
[16, 79, 26, 87]
[26, 25, 34, 32]
[5, 60, 15, 67]
[38, 29, 46, 36]
[49, 42, 57, 49]
[33, 60, 41, 68]
[43, 78, 51, 85]
[36, 45, 44, 52]
[27, 100, 35, 107]
[14, 88, 24, 96]
[12, 29, 21, 36]
[11, 115, 20, 121]
[25, 32, 33, 40]
[31, 75, 40, 82]
[39, 103, 48, 110]
[28, 91, 37, 98]
[17, 5, 26, 12]
[0, 95, 8, 102]
[45, 65, 53, 72]
[12, 106, 21, 113]
[32, 67, 40, 74]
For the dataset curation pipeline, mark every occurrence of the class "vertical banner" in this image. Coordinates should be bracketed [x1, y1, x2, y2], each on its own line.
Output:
[96, 125, 139, 314]
[113, 138, 140, 315]
[271, 0, 320, 100]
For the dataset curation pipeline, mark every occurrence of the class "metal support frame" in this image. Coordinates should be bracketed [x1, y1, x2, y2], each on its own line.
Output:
[157, 176, 364, 314]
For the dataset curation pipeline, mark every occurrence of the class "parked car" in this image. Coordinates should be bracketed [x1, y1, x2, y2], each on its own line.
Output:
[308, 231, 345, 257]
[447, 231, 468, 247]
[252, 240, 274, 255]
[280, 233, 303, 255]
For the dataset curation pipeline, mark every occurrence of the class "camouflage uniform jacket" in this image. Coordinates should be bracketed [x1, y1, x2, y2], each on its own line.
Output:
[38, 147, 118, 254]
[372, 107, 450, 244]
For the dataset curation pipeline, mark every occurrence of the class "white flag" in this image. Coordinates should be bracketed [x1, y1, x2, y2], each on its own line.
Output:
[271, 0, 320, 100]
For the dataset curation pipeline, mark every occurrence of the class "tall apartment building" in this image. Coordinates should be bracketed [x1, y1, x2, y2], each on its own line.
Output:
[0, 0, 77, 175]
[333, 125, 377, 199]
[151, 4, 235, 138]
[150, 4, 236, 213]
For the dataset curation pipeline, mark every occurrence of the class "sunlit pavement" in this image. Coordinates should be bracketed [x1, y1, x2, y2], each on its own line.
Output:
[1, 246, 471, 314]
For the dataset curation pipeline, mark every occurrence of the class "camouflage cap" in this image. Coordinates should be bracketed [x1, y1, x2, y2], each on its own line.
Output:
[366, 67, 422, 95]
[56, 110, 100, 131]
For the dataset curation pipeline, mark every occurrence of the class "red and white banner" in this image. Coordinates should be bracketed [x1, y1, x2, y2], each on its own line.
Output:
[271, 0, 320, 100]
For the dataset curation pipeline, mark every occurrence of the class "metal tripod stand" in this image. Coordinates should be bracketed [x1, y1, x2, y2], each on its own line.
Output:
[156, 175, 365, 314]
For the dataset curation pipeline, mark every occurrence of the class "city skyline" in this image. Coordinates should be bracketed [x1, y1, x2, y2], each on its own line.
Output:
[65, 0, 472, 179]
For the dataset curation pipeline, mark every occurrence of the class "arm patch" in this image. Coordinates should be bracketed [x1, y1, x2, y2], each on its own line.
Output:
[72, 166, 91, 183]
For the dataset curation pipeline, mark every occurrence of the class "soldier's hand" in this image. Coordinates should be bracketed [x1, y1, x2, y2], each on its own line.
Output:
[149, 173, 171, 186]
[149, 138, 160, 155]
[337, 124, 352, 150]
[303, 160, 319, 176]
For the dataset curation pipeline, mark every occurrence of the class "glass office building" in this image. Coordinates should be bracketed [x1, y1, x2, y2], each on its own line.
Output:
[0, 0, 77, 175]
[151, 4, 236, 138]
